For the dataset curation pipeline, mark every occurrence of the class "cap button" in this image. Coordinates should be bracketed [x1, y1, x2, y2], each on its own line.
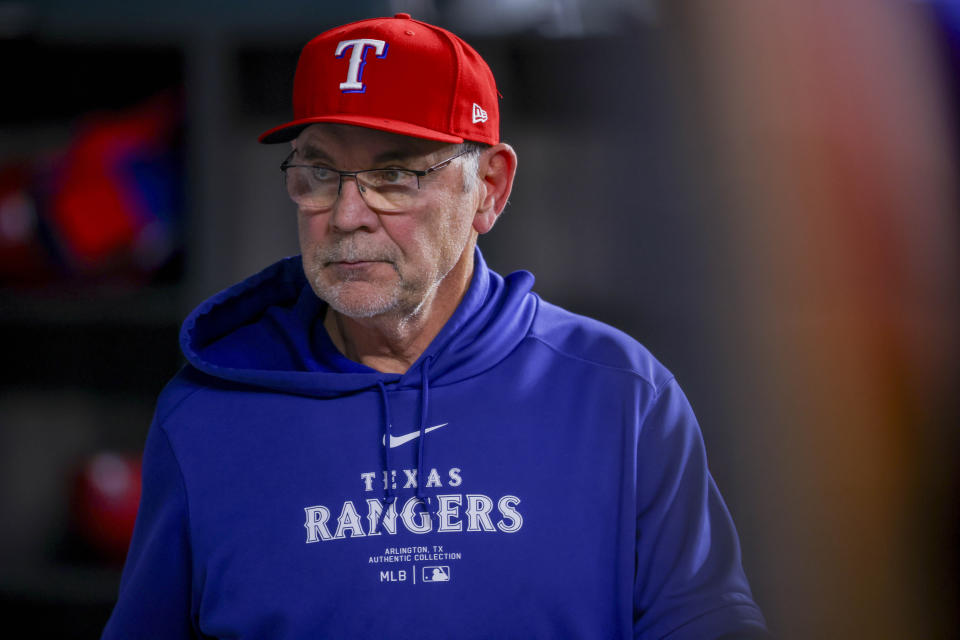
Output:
[394, 13, 412, 19]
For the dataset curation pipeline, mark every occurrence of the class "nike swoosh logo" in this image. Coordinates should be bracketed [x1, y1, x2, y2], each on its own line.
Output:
[382, 423, 449, 448]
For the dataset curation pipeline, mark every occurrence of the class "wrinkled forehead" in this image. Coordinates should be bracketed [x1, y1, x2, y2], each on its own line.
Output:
[292, 123, 454, 167]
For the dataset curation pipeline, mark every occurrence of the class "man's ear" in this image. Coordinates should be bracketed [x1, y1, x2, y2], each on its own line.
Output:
[473, 143, 518, 234]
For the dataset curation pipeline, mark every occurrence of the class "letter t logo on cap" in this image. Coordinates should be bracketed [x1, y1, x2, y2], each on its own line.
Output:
[336, 39, 389, 93]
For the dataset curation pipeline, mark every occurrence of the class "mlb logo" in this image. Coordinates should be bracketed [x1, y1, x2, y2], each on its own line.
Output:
[422, 566, 451, 582]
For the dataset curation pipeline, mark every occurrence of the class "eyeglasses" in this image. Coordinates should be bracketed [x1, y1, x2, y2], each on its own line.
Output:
[280, 148, 471, 212]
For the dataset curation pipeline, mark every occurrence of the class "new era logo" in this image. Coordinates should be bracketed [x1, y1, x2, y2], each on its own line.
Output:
[472, 103, 488, 124]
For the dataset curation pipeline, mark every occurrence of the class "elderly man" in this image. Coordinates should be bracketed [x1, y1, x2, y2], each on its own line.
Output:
[103, 13, 768, 640]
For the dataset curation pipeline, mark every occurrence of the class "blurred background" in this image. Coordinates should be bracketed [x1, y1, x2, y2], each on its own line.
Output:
[1, 0, 958, 637]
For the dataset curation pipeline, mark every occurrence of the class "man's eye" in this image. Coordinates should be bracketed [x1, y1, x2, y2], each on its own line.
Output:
[374, 169, 406, 184]
[310, 166, 337, 181]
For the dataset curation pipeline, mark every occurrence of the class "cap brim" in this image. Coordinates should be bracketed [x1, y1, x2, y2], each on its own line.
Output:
[258, 114, 465, 144]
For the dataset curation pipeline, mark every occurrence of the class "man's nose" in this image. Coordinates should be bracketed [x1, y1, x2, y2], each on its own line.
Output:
[329, 176, 378, 232]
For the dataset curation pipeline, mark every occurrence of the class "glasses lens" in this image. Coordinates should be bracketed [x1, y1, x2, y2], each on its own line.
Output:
[355, 170, 419, 212]
[284, 166, 339, 209]
[282, 166, 422, 211]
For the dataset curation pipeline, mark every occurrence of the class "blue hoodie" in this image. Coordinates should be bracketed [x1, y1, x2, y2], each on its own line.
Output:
[103, 249, 768, 639]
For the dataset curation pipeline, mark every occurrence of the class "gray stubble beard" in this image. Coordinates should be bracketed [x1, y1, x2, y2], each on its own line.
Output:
[304, 255, 407, 320]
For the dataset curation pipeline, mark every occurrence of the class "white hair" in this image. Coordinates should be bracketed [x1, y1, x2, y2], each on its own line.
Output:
[459, 141, 490, 193]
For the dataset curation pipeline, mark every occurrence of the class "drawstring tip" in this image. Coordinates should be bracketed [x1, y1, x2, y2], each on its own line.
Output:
[418, 494, 438, 520]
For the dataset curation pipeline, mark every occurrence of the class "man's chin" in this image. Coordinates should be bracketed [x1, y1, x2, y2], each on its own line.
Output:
[314, 281, 402, 319]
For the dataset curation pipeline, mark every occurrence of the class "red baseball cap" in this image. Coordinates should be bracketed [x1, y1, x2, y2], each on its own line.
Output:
[258, 13, 500, 145]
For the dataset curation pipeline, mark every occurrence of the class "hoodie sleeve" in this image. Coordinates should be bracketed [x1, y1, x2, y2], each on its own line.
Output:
[101, 422, 197, 639]
[633, 378, 769, 640]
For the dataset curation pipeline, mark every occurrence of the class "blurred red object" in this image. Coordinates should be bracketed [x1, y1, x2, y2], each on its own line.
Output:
[50, 94, 179, 270]
[70, 452, 142, 564]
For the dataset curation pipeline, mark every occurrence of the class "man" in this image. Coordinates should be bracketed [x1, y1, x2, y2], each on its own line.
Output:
[103, 13, 769, 639]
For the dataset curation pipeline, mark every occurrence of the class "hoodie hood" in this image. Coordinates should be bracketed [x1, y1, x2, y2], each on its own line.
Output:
[180, 247, 537, 397]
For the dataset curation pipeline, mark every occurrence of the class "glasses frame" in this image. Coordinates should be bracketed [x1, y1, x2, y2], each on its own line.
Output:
[279, 147, 473, 211]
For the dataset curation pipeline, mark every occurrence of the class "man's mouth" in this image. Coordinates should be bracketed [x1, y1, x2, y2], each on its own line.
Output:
[328, 259, 381, 266]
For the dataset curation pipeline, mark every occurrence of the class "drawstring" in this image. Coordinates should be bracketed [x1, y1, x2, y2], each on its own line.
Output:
[416, 356, 434, 515]
[376, 380, 396, 506]
[377, 356, 435, 524]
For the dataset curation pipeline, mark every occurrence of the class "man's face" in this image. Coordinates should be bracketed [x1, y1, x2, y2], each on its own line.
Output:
[291, 123, 481, 320]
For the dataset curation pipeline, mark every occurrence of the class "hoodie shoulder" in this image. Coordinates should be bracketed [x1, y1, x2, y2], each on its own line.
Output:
[528, 298, 673, 392]
[152, 366, 218, 429]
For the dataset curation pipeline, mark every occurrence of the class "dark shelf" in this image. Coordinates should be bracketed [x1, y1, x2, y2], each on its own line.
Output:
[0, 39, 183, 126]
[0, 287, 184, 393]
[0, 285, 184, 326]
[0, 564, 121, 639]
